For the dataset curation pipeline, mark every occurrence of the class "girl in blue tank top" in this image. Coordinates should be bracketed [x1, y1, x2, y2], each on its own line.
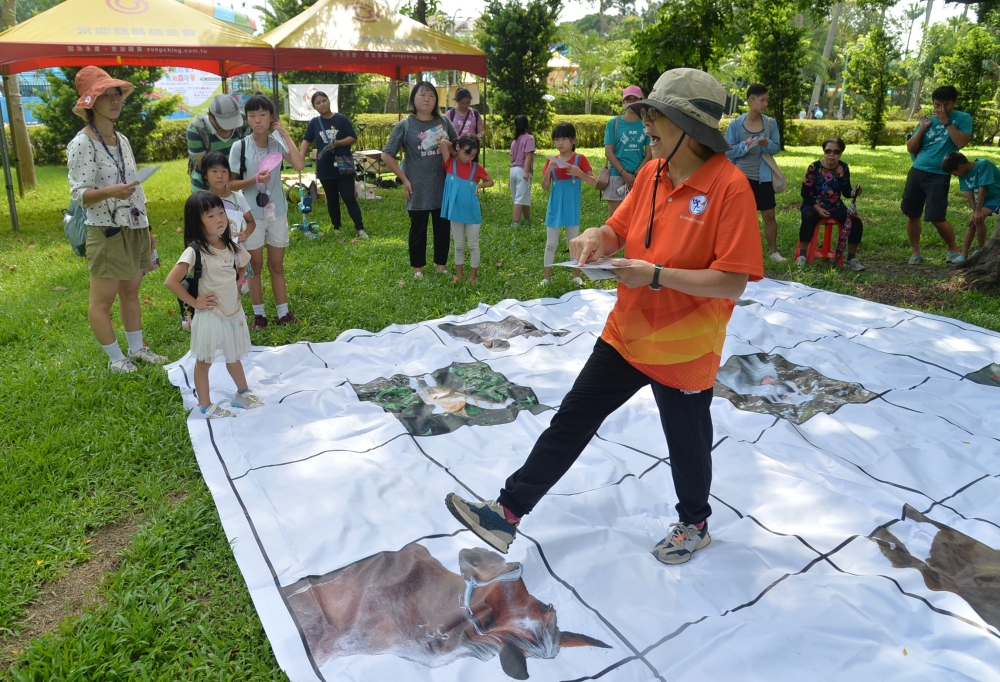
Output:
[541, 123, 597, 286]
[441, 135, 494, 284]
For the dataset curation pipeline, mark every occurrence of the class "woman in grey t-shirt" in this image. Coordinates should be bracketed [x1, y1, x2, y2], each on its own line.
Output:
[381, 81, 458, 279]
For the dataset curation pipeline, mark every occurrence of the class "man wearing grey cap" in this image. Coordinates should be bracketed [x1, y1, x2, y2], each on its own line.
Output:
[445, 69, 764, 566]
[186, 93, 246, 192]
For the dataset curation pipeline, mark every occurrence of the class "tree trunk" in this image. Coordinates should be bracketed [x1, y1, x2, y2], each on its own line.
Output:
[599, 0, 605, 37]
[585, 88, 592, 115]
[0, 0, 37, 191]
[415, 0, 427, 24]
[809, 2, 842, 118]
[956, 224, 1000, 291]
[908, 0, 934, 119]
[387, 80, 399, 114]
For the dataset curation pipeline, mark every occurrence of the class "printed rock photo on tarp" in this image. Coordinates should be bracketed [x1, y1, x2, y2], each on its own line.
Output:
[166, 281, 1000, 681]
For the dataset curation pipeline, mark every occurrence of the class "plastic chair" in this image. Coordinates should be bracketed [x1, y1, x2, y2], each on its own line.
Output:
[806, 218, 843, 267]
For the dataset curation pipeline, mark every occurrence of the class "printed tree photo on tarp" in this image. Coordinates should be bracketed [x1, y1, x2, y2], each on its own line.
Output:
[438, 315, 569, 350]
[965, 363, 1000, 387]
[353, 361, 550, 436]
[281, 543, 611, 678]
[714, 353, 878, 424]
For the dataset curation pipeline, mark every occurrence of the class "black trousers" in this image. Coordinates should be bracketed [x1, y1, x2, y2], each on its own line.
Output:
[319, 176, 364, 232]
[498, 338, 715, 525]
[408, 208, 451, 268]
[799, 205, 863, 245]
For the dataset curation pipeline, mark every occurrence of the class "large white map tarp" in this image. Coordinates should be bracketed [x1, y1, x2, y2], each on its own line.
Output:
[166, 280, 1000, 681]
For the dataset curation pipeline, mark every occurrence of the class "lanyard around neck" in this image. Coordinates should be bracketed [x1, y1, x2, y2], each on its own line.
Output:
[90, 123, 126, 185]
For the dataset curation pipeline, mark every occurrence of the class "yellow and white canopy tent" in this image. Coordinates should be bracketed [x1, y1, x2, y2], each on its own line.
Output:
[261, 0, 487, 80]
[0, 0, 274, 78]
[0, 0, 276, 229]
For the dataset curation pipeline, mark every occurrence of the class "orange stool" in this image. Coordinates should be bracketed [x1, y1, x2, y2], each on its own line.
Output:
[805, 218, 844, 267]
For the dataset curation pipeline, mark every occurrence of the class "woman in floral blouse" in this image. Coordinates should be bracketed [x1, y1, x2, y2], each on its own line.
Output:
[796, 137, 865, 271]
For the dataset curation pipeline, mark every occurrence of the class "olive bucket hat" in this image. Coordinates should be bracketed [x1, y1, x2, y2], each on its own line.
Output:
[628, 68, 730, 153]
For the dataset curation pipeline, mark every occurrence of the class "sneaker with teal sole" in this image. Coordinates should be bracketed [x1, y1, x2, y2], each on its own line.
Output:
[651, 521, 711, 565]
[445, 494, 518, 554]
[232, 389, 265, 409]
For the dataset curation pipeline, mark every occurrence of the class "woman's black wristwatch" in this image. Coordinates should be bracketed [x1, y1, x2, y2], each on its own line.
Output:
[650, 264, 664, 290]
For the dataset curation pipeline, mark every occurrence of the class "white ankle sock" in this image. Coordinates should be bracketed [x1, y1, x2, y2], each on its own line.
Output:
[276, 303, 289, 318]
[252, 304, 266, 316]
[102, 341, 125, 363]
[124, 330, 143, 354]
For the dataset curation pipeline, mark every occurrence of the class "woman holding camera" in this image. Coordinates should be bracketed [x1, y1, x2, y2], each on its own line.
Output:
[67, 67, 166, 373]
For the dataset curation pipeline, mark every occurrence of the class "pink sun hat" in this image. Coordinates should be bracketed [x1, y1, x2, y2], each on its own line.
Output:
[622, 85, 644, 100]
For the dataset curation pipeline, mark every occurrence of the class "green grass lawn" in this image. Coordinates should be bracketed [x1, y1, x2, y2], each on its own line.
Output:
[1, 143, 999, 679]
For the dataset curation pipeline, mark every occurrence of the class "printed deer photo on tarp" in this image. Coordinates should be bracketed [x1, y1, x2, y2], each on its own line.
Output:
[282, 543, 611, 679]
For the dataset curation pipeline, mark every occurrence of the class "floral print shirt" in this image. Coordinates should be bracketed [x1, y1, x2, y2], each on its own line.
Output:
[800, 160, 856, 211]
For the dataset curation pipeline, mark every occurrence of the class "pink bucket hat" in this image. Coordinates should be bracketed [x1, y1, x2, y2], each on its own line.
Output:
[622, 85, 643, 100]
[73, 66, 135, 119]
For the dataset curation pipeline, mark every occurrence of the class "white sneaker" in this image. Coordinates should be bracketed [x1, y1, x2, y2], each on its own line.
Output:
[795, 255, 807, 267]
[357, 229, 370, 239]
[231, 389, 265, 409]
[539, 278, 550, 287]
[846, 258, 866, 272]
[129, 345, 168, 365]
[768, 252, 786, 263]
[571, 276, 584, 286]
[108, 357, 137, 374]
[201, 403, 237, 419]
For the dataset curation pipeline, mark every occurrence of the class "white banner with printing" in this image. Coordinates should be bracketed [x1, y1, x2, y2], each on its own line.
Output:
[288, 84, 339, 121]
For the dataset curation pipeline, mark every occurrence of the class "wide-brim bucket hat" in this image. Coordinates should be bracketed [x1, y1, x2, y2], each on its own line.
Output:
[628, 68, 730, 153]
[73, 66, 135, 119]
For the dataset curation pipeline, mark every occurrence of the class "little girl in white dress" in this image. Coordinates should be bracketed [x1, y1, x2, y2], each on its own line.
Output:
[165, 191, 264, 418]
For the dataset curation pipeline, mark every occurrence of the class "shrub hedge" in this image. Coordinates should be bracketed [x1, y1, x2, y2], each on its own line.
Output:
[5, 116, 919, 167]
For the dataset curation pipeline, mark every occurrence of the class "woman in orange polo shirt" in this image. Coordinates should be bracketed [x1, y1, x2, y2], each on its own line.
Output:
[445, 69, 764, 566]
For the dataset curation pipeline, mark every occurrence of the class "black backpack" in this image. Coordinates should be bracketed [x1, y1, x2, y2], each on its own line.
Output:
[178, 248, 204, 325]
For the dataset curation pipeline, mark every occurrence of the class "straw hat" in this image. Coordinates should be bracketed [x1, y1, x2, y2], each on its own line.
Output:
[73, 66, 135, 119]
[628, 68, 730, 153]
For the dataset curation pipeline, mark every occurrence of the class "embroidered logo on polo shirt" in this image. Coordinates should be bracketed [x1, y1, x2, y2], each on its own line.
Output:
[689, 194, 708, 215]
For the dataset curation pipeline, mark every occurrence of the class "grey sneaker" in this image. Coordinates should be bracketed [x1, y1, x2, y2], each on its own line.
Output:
[651, 521, 711, 565]
[129, 345, 168, 365]
[845, 257, 866, 272]
[201, 403, 237, 419]
[108, 357, 138, 374]
[231, 389, 265, 410]
[795, 255, 807, 267]
[445, 494, 518, 554]
[768, 252, 786, 263]
[357, 229, 370, 239]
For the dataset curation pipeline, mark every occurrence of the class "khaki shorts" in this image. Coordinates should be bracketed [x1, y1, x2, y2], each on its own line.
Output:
[244, 213, 290, 250]
[602, 175, 631, 201]
[86, 225, 151, 280]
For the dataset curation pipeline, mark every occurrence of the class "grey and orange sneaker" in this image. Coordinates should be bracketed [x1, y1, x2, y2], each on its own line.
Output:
[445, 494, 518, 554]
[651, 521, 711, 565]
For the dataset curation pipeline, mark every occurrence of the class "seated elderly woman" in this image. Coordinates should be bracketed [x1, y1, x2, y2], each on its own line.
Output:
[795, 136, 865, 271]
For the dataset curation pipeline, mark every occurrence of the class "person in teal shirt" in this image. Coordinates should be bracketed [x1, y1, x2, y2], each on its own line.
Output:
[603, 85, 651, 217]
[943, 152, 1000, 263]
[901, 85, 972, 265]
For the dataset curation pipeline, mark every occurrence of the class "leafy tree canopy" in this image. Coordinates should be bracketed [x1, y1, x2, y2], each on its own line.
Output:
[476, 0, 561, 130]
